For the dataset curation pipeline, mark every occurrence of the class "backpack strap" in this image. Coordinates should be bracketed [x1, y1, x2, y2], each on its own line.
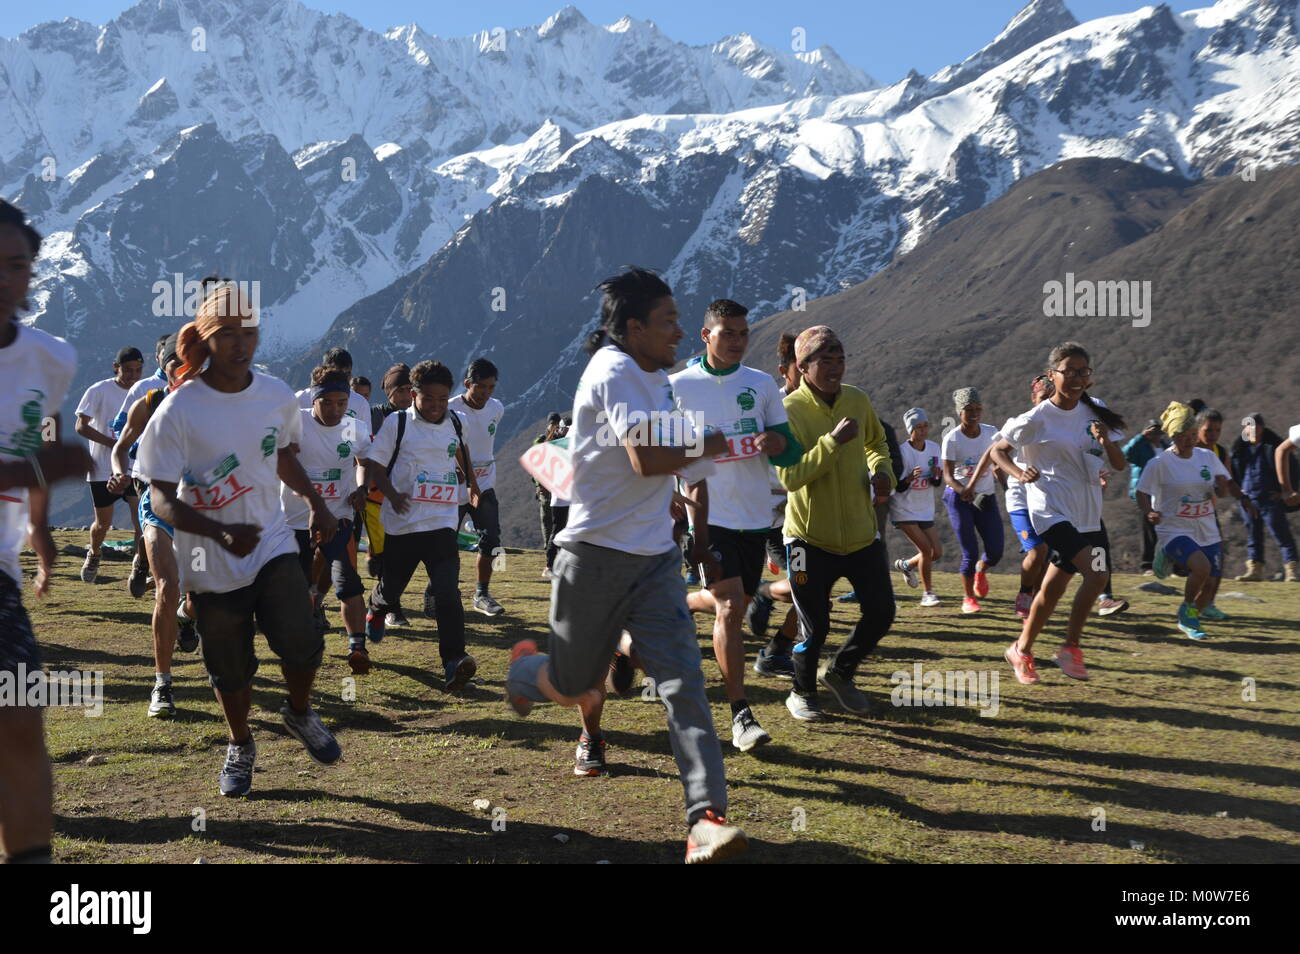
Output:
[385, 410, 407, 477]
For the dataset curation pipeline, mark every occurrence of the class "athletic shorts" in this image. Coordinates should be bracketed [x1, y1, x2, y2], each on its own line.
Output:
[294, 520, 364, 601]
[138, 484, 174, 538]
[90, 480, 137, 509]
[190, 553, 323, 692]
[364, 498, 385, 557]
[765, 527, 786, 572]
[702, 525, 768, 596]
[892, 519, 935, 530]
[1008, 509, 1043, 553]
[132, 477, 148, 497]
[458, 487, 501, 554]
[1041, 521, 1107, 575]
[0, 571, 41, 678]
[1161, 536, 1223, 578]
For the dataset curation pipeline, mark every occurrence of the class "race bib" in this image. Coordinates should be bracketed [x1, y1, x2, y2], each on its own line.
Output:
[520, 440, 573, 499]
[412, 470, 458, 506]
[309, 468, 343, 501]
[1175, 499, 1214, 519]
[954, 458, 976, 481]
[186, 454, 253, 511]
[473, 464, 493, 479]
[712, 418, 761, 463]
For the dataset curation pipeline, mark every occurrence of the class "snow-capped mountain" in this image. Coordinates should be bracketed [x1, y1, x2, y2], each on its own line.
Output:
[3, 0, 1298, 457]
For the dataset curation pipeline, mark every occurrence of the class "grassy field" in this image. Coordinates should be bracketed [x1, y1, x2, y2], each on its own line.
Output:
[25, 530, 1300, 864]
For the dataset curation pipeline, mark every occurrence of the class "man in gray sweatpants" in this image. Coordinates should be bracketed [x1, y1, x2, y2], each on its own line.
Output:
[506, 267, 748, 864]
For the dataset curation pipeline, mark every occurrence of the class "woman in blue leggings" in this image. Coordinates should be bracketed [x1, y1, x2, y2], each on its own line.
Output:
[941, 387, 1005, 613]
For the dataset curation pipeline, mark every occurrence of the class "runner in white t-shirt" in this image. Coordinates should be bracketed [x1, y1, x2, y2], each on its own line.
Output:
[1277, 424, 1300, 510]
[284, 369, 372, 674]
[1137, 401, 1255, 641]
[890, 408, 944, 605]
[137, 284, 342, 798]
[670, 299, 803, 753]
[505, 268, 746, 863]
[941, 387, 1005, 613]
[449, 359, 507, 616]
[360, 360, 480, 691]
[294, 346, 373, 428]
[992, 342, 1128, 685]
[0, 200, 91, 865]
[74, 346, 144, 590]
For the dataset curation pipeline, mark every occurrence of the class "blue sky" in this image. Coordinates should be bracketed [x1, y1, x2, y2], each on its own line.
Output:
[5, 0, 1209, 82]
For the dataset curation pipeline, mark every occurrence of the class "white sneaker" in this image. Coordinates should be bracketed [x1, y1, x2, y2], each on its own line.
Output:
[920, 591, 941, 607]
[894, 558, 919, 589]
[541, 567, 554, 581]
[731, 707, 772, 752]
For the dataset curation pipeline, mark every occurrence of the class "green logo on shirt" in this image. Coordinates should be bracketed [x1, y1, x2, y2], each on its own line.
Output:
[337, 441, 352, 459]
[0, 391, 45, 456]
[1200, 465, 1211, 481]
[488, 420, 497, 436]
[736, 387, 756, 412]
[447, 440, 458, 458]
[213, 454, 239, 480]
[261, 427, 278, 457]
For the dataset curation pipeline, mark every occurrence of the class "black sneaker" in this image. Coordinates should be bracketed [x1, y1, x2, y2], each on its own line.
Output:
[128, 555, 149, 599]
[147, 683, 176, 719]
[574, 735, 607, 776]
[177, 617, 200, 653]
[347, 642, 370, 676]
[746, 593, 774, 639]
[606, 651, 635, 697]
[444, 654, 477, 693]
[754, 648, 794, 679]
[384, 608, 408, 628]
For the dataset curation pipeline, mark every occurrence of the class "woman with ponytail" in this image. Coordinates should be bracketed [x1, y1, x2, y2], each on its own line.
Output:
[991, 342, 1127, 684]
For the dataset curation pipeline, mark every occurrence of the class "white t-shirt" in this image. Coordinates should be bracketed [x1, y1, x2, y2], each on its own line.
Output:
[555, 345, 682, 556]
[996, 416, 1030, 513]
[1000, 399, 1125, 534]
[114, 371, 166, 478]
[363, 406, 463, 536]
[889, 439, 941, 523]
[280, 408, 371, 530]
[1136, 447, 1230, 547]
[941, 423, 1000, 496]
[1290, 424, 1300, 446]
[137, 373, 302, 593]
[668, 362, 788, 530]
[448, 394, 505, 496]
[0, 325, 77, 586]
[75, 377, 132, 482]
[296, 387, 373, 434]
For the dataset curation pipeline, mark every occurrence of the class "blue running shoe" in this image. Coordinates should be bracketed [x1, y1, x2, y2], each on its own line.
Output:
[364, 609, 385, 644]
[280, 702, 342, 765]
[1201, 603, 1228, 621]
[837, 590, 859, 603]
[1177, 602, 1209, 641]
[753, 648, 794, 679]
[444, 654, 478, 693]
[685, 568, 700, 586]
[219, 737, 257, 797]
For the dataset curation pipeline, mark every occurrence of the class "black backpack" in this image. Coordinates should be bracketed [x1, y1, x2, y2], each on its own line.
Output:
[385, 408, 466, 477]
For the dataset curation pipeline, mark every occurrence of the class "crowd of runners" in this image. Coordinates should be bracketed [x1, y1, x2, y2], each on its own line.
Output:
[2, 197, 1298, 864]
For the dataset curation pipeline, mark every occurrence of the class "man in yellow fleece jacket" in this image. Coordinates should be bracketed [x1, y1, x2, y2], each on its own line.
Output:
[777, 325, 897, 721]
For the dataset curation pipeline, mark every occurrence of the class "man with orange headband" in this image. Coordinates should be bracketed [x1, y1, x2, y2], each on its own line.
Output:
[137, 285, 343, 798]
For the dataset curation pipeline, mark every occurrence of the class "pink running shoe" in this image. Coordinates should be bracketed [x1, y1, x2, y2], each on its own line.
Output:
[1053, 645, 1089, 680]
[961, 596, 981, 614]
[1004, 642, 1040, 685]
[1014, 591, 1032, 619]
[974, 570, 990, 599]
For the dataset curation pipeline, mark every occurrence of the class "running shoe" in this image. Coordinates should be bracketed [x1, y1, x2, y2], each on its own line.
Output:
[574, 735, 607, 776]
[384, 609, 407, 628]
[1053, 645, 1089, 680]
[607, 651, 636, 697]
[366, 554, 382, 579]
[1177, 603, 1209, 641]
[472, 592, 504, 617]
[312, 599, 329, 636]
[961, 596, 981, 614]
[1153, 545, 1171, 580]
[731, 707, 772, 752]
[894, 558, 919, 589]
[685, 568, 700, 586]
[785, 690, 827, 722]
[80, 552, 99, 584]
[507, 639, 539, 716]
[1014, 591, 1033, 619]
[1200, 603, 1228, 621]
[147, 682, 176, 719]
[347, 641, 370, 676]
[1096, 597, 1129, 617]
[817, 666, 871, 715]
[128, 555, 149, 598]
[746, 593, 774, 639]
[920, 591, 942, 608]
[766, 558, 781, 576]
[541, 567, 554, 581]
[685, 809, 748, 864]
[837, 590, 859, 603]
[754, 648, 794, 679]
[176, 616, 199, 653]
[218, 737, 257, 798]
[280, 702, 342, 765]
[1004, 642, 1040, 685]
[444, 654, 478, 693]
[364, 610, 385, 644]
[974, 570, 990, 599]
